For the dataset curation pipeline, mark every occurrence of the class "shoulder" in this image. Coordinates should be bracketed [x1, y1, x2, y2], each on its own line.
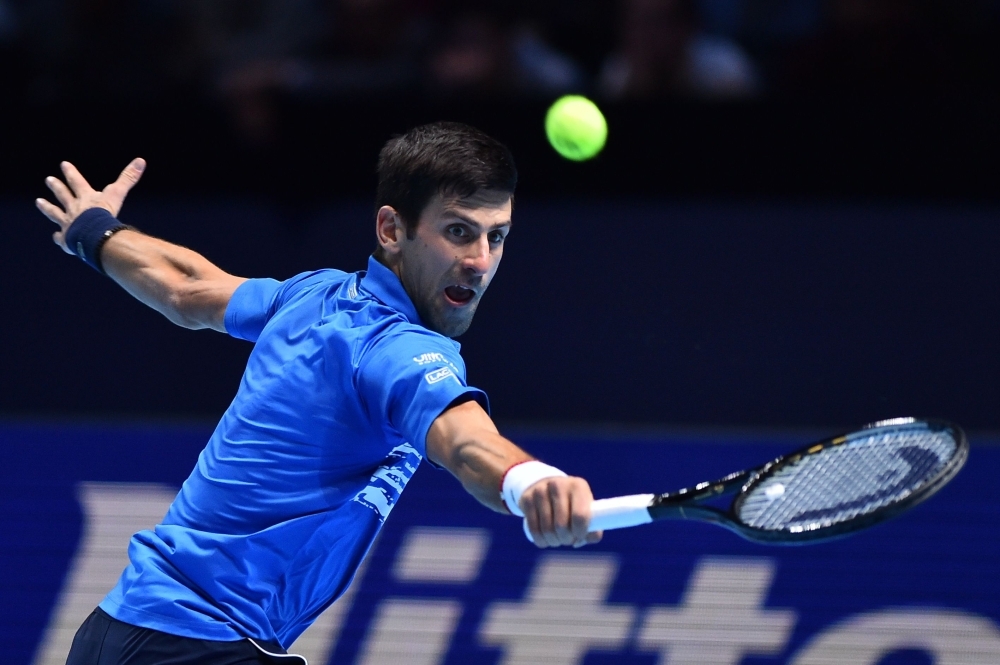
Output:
[233, 269, 351, 309]
[360, 322, 466, 374]
[263, 268, 355, 316]
[278, 269, 351, 298]
[225, 269, 355, 341]
[375, 322, 462, 357]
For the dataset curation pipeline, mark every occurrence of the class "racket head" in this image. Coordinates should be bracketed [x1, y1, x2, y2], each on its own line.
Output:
[726, 418, 968, 544]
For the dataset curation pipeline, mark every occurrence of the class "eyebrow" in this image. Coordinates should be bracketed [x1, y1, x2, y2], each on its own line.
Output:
[443, 209, 513, 230]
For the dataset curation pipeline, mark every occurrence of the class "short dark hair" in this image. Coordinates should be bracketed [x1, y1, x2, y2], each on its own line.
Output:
[375, 122, 517, 239]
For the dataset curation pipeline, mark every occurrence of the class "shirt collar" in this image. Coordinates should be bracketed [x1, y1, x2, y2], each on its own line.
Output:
[360, 255, 423, 326]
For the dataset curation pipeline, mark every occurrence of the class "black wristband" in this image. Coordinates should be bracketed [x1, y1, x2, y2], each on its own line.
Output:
[64, 208, 131, 275]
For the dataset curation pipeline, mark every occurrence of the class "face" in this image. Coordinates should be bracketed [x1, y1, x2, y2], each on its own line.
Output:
[378, 190, 512, 337]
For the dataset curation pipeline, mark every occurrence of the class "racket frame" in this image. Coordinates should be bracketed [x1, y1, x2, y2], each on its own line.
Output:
[643, 417, 969, 544]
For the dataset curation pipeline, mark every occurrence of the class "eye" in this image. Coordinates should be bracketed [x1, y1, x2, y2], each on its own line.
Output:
[447, 225, 469, 239]
[488, 231, 506, 244]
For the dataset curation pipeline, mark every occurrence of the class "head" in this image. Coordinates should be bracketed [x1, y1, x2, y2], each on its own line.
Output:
[374, 122, 517, 337]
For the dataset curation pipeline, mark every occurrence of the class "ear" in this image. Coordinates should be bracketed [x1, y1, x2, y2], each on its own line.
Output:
[376, 206, 405, 258]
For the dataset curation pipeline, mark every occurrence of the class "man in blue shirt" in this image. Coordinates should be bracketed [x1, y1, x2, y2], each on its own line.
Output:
[36, 123, 600, 664]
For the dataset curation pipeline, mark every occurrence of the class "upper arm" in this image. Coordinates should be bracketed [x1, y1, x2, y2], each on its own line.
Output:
[100, 230, 250, 332]
[126, 262, 247, 333]
[190, 273, 248, 332]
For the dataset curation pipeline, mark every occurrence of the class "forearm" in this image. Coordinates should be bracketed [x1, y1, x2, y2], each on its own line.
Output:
[101, 230, 245, 331]
[427, 399, 599, 548]
[451, 433, 534, 513]
[37, 158, 247, 331]
[427, 401, 533, 512]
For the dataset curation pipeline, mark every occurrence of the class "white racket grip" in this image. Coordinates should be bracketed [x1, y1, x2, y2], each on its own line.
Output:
[589, 494, 656, 531]
[521, 493, 655, 543]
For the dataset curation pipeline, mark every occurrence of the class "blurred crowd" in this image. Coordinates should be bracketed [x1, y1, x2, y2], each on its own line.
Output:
[1, 0, 998, 142]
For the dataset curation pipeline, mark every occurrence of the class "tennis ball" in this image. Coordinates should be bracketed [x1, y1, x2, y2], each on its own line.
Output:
[545, 95, 608, 162]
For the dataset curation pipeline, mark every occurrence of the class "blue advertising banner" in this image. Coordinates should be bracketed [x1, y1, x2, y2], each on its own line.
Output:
[3, 423, 999, 665]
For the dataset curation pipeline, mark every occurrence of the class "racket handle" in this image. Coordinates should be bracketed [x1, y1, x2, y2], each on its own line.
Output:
[521, 494, 655, 543]
[590, 494, 657, 531]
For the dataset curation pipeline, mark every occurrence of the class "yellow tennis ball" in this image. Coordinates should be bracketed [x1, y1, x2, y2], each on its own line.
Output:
[545, 95, 608, 162]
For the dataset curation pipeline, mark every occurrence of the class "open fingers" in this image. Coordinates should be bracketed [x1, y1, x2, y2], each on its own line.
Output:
[36, 198, 69, 227]
[60, 161, 96, 198]
[45, 176, 75, 210]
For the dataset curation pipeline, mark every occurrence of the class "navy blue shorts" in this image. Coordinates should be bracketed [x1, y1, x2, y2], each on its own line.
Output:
[65, 608, 305, 665]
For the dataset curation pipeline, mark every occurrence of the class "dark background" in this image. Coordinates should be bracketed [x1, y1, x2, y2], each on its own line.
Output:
[1, 0, 998, 429]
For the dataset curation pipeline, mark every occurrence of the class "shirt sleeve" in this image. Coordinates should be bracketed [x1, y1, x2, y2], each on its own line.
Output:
[224, 270, 345, 342]
[357, 330, 488, 459]
[224, 278, 283, 342]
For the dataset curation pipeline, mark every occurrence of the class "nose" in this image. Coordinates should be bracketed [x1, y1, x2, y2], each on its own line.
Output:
[462, 235, 492, 277]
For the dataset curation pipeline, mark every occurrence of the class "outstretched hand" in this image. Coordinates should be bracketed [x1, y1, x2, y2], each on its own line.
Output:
[35, 158, 146, 254]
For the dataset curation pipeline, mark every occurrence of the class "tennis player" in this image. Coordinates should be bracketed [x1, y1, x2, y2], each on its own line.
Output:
[36, 123, 600, 664]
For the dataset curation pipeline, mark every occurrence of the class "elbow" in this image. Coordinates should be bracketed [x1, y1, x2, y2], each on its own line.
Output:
[164, 283, 210, 330]
[442, 436, 479, 474]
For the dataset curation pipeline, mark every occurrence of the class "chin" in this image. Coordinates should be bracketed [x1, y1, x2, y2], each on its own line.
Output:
[416, 294, 480, 337]
[430, 308, 477, 338]
[435, 318, 474, 338]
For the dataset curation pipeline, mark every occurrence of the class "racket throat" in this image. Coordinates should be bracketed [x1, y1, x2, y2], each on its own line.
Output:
[650, 502, 732, 524]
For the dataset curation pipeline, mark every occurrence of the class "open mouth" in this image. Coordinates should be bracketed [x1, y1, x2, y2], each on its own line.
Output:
[444, 285, 476, 305]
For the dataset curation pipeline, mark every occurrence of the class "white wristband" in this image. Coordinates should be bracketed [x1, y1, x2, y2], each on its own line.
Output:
[501, 461, 567, 517]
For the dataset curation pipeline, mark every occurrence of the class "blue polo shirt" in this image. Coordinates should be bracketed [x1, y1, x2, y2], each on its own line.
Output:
[99, 256, 486, 647]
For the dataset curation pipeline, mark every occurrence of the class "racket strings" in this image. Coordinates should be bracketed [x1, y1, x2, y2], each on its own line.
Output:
[737, 425, 958, 532]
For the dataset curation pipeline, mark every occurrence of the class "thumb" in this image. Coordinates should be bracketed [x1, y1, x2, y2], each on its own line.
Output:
[114, 158, 146, 191]
[103, 158, 146, 214]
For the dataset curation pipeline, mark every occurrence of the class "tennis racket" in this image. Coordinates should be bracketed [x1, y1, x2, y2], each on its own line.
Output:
[525, 418, 967, 545]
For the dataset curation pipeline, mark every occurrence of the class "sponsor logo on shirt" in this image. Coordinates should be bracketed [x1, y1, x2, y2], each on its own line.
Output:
[413, 352, 447, 365]
[425, 367, 460, 385]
